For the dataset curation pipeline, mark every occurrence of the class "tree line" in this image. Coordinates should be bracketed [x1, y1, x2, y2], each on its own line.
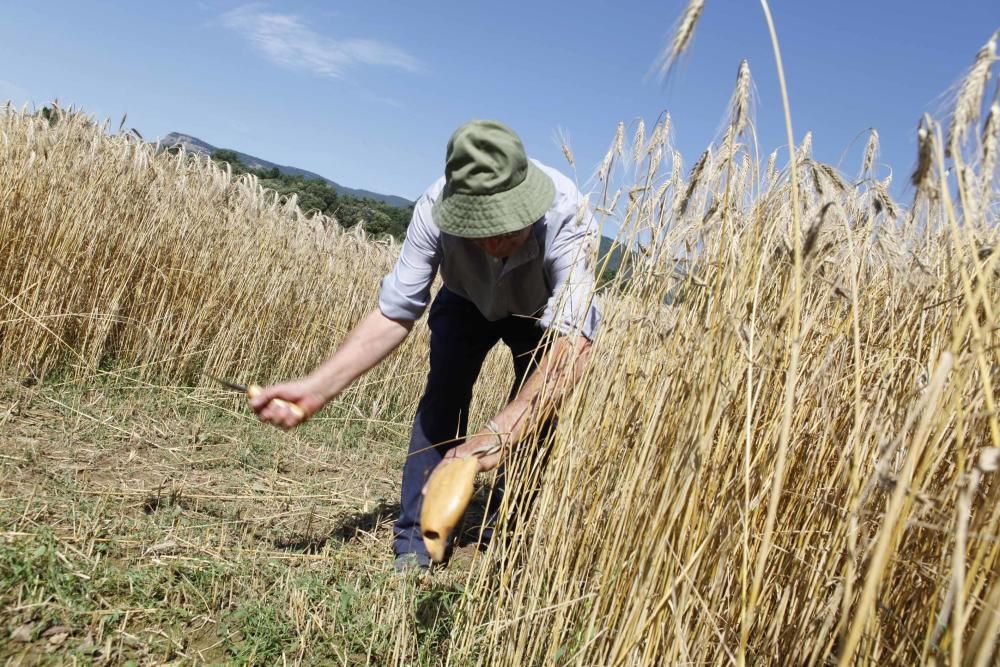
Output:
[211, 149, 412, 240]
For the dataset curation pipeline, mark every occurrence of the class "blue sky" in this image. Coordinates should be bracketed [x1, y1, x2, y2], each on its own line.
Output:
[2, 1, 997, 202]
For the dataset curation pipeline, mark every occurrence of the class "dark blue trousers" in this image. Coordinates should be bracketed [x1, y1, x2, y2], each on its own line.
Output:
[392, 287, 548, 558]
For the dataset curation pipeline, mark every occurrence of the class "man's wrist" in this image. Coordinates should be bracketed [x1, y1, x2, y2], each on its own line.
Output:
[485, 420, 505, 446]
[305, 372, 338, 404]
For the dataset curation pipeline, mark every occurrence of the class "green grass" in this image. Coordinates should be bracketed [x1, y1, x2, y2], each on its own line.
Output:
[0, 377, 478, 665]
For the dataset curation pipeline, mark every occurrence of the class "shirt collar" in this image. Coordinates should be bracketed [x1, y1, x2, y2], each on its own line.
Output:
[498, 224, 540, 278]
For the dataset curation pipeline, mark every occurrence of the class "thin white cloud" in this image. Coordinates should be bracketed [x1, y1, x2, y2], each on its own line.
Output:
[222, 5, 421, 78]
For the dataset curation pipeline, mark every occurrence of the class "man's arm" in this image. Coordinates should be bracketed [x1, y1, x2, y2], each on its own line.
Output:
[253, 187, 441, 429]
[250, 308, 413, 428]
[441, 333, 592, 472]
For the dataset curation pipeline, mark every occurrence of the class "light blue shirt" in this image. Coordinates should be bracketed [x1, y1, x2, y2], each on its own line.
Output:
[378, 160, 601, 340]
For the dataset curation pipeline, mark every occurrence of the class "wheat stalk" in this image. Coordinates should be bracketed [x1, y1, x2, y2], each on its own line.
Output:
[654, 0, 706, 81]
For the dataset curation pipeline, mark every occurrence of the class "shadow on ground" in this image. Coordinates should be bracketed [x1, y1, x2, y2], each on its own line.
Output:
[271, 499, 401, 553]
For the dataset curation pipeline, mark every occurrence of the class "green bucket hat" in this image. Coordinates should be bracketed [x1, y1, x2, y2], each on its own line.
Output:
[432, 120, 555, 239]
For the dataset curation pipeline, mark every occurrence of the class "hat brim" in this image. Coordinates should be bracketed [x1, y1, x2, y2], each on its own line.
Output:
[431, 162, 555, 239]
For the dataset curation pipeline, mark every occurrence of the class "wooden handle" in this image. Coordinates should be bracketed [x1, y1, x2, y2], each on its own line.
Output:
[420, 456, 480, 562]
[246, 384, 306, 420]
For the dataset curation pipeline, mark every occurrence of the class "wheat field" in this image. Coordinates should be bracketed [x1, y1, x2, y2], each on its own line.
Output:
[1, 15, 999, 667]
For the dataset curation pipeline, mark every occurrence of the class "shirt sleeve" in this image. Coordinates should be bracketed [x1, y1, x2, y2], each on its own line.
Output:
[539, 200, 602, 340]
[377, 193, 442, 321]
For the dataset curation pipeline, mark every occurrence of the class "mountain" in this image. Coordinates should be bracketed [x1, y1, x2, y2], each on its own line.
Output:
[158, 132, 412, 208]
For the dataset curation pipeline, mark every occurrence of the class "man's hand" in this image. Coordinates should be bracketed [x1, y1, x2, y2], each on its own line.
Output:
[443, 433, 503, 471]
[424, 334, 591, 485]
[421, 433, 499, 496]
[248, 308, 414, 431]
[249, 378, 329, 429]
